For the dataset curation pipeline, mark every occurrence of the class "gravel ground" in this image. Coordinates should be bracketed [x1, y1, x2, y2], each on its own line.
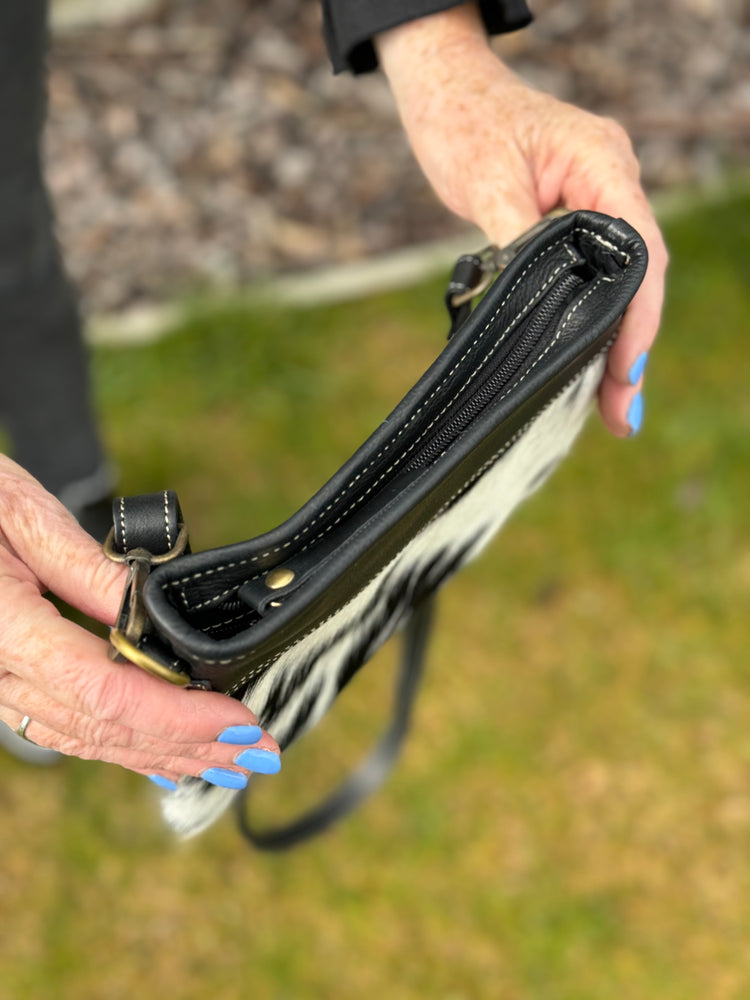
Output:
[46, 0, 750, 314]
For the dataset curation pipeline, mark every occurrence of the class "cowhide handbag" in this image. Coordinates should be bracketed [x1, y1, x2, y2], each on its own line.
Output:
[104, 211, 647, 848]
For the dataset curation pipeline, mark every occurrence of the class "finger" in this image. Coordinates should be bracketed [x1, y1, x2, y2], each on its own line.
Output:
[562, 173, 669, 386]
[597, 373, 642, 438]
[459, 138, 544, 249]
[598, 212, 665, 434]
[477, 186, 542, 249]
[602, 208, 667, 388]
[0, 596, 274, 748]
[0, 693, 280, 779]
[0, 671, 279, 761]
[0, 708, 277, 782]
[606, 239, 667, 389]
[0, 459, 127, 624]
[137, 770, 182, 791]
[557, 173, 666, 435]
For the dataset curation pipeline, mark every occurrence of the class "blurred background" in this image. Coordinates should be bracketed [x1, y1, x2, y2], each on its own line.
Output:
[47, 0, 748, 314]
[1, 2, 748, 998]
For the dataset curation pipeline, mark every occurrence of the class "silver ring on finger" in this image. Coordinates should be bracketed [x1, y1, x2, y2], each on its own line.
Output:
[15, 715, 34, 742]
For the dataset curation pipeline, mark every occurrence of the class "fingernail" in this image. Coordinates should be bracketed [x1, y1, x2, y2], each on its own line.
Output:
[234, 748, 282, 774]
[627, 392, 644, 436]
[628, 351, 649, 385]
[148, 774, 177, 791]
[217, 724, 263, 745]
[200, 767, 248, 790]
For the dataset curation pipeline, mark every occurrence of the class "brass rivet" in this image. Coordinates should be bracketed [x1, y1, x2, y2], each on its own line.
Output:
[265, 567, 295, 590]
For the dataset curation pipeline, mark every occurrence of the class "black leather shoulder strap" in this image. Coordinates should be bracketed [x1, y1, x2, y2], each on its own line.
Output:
[235, 596, 435, 850]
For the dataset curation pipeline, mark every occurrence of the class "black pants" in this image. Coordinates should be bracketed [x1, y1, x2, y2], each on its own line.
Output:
[0, 1, 104, 496]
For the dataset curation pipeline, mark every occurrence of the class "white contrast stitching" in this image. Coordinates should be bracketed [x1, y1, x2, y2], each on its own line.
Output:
[163, 490, 172, 549]
[119, 497, 126, 551]
[165, 226, 628, 611]
[178, 264, 582, 609]
[488, 276, 606, 411]
[188, 349, 610, 675]
[168, 239, 571, 605]
[586, 232, 630, 261]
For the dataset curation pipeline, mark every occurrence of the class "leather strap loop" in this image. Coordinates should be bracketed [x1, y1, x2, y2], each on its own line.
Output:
[106, 491, 196, 687]
[112, 490, 184, 557]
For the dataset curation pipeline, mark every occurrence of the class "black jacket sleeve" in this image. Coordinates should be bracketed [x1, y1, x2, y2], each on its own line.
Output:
[321, 0, 533, 74]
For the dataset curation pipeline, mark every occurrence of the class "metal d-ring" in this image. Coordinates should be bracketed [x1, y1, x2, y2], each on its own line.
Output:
[450, 212, 571, 310]
[103, 525, 192, 686]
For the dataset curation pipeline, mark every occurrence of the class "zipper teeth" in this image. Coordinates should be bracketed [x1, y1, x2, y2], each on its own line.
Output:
[224, 346, 613, 692]
[204, 274, 585, 623]
[406, 272, 584, 473]
[434, 342, 612, 519]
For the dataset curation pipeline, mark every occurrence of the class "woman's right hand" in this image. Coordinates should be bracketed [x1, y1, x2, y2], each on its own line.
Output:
[0, 455, 280, 789]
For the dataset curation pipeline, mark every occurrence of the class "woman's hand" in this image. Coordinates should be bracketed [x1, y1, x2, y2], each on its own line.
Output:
[377, 3, 668, 437]
[0, 456, 279, 789]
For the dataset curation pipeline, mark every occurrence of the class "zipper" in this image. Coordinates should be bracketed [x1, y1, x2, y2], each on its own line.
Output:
[228, 269, 588, 625]
[405, 271, 585, 473]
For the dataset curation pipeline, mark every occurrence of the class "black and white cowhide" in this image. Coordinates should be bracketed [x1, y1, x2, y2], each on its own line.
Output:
[162, 355, 605, 836]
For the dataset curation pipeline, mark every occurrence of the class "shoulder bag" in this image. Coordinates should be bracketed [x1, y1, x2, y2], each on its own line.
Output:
[104, 210, 648, 848]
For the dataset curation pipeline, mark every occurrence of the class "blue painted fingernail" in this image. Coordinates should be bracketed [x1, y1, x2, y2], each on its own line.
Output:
[148, 774, 177, 791]
[234, 748, 282, 774]
[627, 392, 644, 436]
[628, 351, 649, 385]
[200, 767, 248, 790]
[217, 724, 263, 745]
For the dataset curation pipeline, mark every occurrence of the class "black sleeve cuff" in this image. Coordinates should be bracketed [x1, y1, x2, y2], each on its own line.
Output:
[321, 0, 533, 75]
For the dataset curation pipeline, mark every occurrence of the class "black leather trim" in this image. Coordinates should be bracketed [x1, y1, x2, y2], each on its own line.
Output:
[112, 491, 183, 556]
[142, 211, 647, 691]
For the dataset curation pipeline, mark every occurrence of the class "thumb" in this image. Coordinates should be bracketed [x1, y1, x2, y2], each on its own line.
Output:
[471, 182, 543, 252]
[0, 457, 127, 625]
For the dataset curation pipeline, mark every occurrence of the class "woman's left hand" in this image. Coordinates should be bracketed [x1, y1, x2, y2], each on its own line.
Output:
[377, 3, 668, 437]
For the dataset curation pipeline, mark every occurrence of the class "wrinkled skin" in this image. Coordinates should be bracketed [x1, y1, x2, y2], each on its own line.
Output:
[0, 456, 279, 780]
[377, 3, 668, 437]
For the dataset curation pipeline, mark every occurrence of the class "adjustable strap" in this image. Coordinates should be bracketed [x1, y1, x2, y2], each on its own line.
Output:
[104, 491, 195, 687]
[236, 595, 436, 851]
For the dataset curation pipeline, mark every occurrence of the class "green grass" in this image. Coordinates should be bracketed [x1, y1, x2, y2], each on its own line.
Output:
[1, 188, 749, 1000]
